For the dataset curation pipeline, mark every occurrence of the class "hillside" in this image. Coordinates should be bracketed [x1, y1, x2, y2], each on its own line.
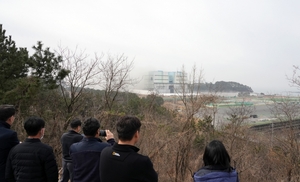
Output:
[199, 81, 253, 92]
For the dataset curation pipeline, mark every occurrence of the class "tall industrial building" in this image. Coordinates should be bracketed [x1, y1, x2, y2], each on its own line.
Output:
[145, 70, 188, 93]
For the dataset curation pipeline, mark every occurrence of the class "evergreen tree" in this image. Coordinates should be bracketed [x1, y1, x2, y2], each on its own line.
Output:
[0, 24, 69, 104]
[29, 41, 69, 89]
[0, 24, 29, 96]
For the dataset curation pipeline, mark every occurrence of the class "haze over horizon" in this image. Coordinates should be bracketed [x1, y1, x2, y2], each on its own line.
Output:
[1, 1, 300, 94]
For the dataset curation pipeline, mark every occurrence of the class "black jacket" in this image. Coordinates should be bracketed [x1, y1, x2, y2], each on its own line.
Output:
[0, 121, 19, 182]
[100, 143, 158, 182]
[5, 138, 58, 182]
[61, 130, 83, 162]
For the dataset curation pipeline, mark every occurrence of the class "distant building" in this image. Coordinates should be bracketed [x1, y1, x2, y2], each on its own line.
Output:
[145, 70, 188, 93]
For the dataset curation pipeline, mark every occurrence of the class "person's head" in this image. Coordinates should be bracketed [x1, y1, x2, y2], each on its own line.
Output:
[82, 118, 100, 137]
[117, 116, 141, 142]
[70, 118, 81, 132]
[203, 140, 231, 169]
[24, 116, 45, 138]
[0, 105, 16, 125]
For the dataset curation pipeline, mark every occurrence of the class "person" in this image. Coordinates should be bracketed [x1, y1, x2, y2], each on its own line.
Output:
[193, 140, 239, 182]
[100, 115, 158, 182]
[69, 117, 115, 182]
[60, 119, 83, 182]
[0, 105, 19, 182]
[5, 116, 58, 182]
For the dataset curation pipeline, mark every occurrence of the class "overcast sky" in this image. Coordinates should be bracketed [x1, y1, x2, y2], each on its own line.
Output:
[1, 0, 300, 94]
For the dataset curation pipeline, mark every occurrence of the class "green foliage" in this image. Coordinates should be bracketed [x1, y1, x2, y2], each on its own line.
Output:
[0, 24, 29, 99]
[29, 41, 69, 89]
[93, 90, 168, 117]
[145, 94, 164, 106]
[198, 81, 253, 92]
[2, 77, 40, 105]
[194, 116, 216, 148]
[0, 25, 69, 105]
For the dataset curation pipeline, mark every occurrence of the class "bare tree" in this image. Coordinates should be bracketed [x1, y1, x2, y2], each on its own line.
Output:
[98, 54, 135, 111]
[176, 65, 205, 121]
[288, 65, 300, 88]
[221, 101, 257, 178]
[172, 64, 218, 181]
[267, 96, 300, 181]
[224, 101, 255, 152]
[57, 46, 102, 129]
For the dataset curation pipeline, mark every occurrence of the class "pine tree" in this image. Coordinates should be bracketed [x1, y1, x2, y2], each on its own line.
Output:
[0, 24, 29, 98]
[0, 24, 69, 104]
[29, 41, 69, 89]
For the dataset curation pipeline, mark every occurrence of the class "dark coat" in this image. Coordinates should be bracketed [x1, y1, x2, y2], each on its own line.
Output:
[70, 137, 115, 182]
[5, 138, 58, 182]
[193, 166, 239, 182]
[0, 121, 19, 182]
[100, 143, 158, 182]
[61, 130, 83, 162]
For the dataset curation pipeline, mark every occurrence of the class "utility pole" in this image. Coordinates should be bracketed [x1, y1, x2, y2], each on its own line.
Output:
[271, 121, 274, 147]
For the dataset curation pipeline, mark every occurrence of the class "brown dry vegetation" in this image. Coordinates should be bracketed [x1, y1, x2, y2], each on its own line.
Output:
[7, 61, 300, 182]
[9, 90, 300, 182]
[8, 75, 300, 182]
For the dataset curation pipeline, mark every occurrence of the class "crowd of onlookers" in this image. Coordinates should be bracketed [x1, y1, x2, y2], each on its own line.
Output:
[0, 105, 239, 182]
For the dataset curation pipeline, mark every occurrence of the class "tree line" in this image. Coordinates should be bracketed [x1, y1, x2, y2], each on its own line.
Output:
[198, 81, 253, 93]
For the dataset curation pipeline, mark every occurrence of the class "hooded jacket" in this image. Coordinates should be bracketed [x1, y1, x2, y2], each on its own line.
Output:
[193, 166, 239, 182]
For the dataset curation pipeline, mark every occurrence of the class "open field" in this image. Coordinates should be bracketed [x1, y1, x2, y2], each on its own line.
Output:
[162, 93, 300, 126]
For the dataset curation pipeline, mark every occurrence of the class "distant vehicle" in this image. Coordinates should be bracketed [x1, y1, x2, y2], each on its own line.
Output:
[250, 114, 258, 118]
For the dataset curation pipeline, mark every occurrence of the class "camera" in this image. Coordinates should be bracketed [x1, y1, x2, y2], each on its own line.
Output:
[99, 130, 106, 137]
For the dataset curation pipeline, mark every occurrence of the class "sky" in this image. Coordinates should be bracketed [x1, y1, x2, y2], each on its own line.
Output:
[1, 0, 300, 94]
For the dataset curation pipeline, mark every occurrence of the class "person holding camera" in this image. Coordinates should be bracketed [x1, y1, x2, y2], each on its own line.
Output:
[100, 116, 158, 182]
[69, 117, 114, 182]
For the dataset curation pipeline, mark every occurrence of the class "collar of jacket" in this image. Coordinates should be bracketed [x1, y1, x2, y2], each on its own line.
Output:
[25, 138, 41, 143]
[0, 120, 11, 129]
[203, 165, 229, 171]
[113, 143, 140, 153]
[82, 137, 103, 142]
[68, 130, 80, 134]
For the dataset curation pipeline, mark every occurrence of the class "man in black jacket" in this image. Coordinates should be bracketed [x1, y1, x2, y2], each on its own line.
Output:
[5, 116, 58, 182]
[60, 119, 83, 182]
[100, 116, 158, 182]
[0, 105, 19, 182]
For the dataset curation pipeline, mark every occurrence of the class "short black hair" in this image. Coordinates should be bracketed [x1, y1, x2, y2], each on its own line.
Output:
[0, 105, 15, 122]
[82, 118, 100, 137]
[116, 116, 141, 141]
[24, 116, 45, 136]
[70, 118, 81, 129]
[203, 140, 231, 171]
